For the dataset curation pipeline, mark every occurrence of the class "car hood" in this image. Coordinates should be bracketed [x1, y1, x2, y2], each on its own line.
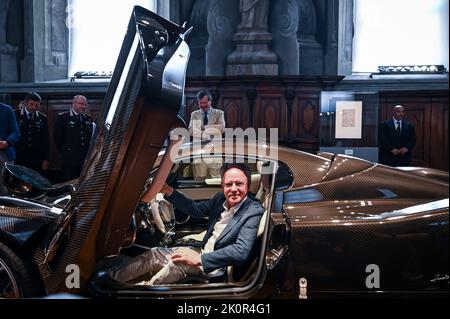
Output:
[284, 160, 448, 222]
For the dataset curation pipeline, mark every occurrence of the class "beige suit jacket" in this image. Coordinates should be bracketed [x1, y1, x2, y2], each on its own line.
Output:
[189, 108, 225, 138]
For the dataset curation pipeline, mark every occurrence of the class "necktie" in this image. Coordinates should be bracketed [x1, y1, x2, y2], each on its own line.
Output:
[203, 112, 208, 126]
[395, 121, 401, 134]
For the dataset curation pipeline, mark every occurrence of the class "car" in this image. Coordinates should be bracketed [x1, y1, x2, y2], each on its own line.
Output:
[0, 7, 448, 299]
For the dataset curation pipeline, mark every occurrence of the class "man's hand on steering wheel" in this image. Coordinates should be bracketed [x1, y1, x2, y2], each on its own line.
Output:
[160, 183, 173, 196]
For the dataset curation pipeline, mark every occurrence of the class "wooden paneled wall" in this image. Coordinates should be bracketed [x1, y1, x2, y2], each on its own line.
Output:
[3, 78, 448, 176]
[184, 76, 344, 151]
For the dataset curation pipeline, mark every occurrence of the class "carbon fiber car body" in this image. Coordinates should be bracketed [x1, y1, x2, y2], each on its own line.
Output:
[0, 197, 58, 248]
[0, 8, 448, 299]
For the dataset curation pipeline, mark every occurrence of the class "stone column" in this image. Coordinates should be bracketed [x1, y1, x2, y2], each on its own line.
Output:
[226, 0, 278, 75]
[186, 0, 209, 76]
[323, 0, 339, 75]
[205, 0, 240, 76]
[0, 0, 19, 82]
[297, 0, 323, 75]
[269, 0, 299, 75]
[337, 0, 354, 76]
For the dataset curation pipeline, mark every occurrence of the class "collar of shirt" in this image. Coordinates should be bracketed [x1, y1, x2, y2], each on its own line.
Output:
[23, 108, 38, 119]
[203, 107, 213, 116]
[200, 196, 248, 274]
[392, 118, 402, 125]
[222, 196, 247, 217]
[70, 108, 81, 117]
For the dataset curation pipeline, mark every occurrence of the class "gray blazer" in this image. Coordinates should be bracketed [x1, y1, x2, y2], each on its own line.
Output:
[188, 108, 225, 137]
[166, 190, 264, 274]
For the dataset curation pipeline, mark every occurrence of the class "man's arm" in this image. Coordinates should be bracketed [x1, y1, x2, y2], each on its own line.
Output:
[5, 107, 20, 146]
[201, 211, 263, 273]
[42, 117, 50, 170]
[171, 248, 202, 267]
[378, 122, 396, 152]
[53, 115, 64, 153]
[405, 123, 416, 151]
[164, 186, 218, 219]
[399, 124, 417, 155]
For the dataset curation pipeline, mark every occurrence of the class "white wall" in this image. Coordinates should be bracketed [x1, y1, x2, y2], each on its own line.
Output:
[68, 0, 157, 77]
[352, 0, 449, 73]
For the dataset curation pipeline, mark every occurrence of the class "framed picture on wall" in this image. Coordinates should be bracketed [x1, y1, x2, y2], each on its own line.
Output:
[320, 91, 378, 148]
[335, 100, 362, 139]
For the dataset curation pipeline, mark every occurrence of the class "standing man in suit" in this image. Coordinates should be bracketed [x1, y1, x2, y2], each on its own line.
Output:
[0, 101, 20, 195]
[14, 92, 50, 175]
[108, 163, 264, 285]
[54, 95, 94, 182]
[378, 105, 416, 166]
[189, 90, 226, 180]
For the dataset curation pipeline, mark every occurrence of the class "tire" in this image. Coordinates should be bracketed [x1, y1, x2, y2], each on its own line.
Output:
[0, 242, 43, 298]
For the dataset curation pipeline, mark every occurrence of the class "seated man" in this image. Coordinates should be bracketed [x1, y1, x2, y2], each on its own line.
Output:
[108, 163, 265, 285]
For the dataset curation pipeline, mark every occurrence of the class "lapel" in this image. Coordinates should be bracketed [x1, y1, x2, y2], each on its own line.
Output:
[210, 108, 217, 122]
[388, 119, 395, 129]
[387, 119, 397, 134]
[24, 113, 31, 123]
[193, 108, 214, 122]
[215, 197, 250, 244]
[402, 121, 408, 132]
[20, 108, 32, 123]
[193, 109, 202, 120]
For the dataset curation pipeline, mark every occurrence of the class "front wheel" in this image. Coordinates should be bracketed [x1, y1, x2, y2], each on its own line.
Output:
[0, 242, 43, 298]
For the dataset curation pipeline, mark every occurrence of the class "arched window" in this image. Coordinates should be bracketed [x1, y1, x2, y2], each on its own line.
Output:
[352, 0, 449, 73]
[68, 0, 157, 77]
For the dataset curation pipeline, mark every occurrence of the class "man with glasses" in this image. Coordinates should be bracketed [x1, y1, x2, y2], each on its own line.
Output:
[54, 95, 94, 181]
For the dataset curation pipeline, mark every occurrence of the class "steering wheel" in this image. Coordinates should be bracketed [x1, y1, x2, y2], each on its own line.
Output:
[149, 194, 175, 234]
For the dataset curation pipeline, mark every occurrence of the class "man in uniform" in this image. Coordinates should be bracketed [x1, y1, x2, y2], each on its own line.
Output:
[54, 95, 94, 182]
[14, 92, 50, 175]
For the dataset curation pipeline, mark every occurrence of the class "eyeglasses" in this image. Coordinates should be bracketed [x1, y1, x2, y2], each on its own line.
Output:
[74, 101, 88, 106]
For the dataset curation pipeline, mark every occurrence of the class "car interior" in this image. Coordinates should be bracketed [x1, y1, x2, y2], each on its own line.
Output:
[96, 154, 276, 290]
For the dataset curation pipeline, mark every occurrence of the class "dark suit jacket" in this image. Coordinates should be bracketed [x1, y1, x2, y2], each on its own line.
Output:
[0, 103, 20, 161]
[378, 119, 416, 166]
[54, 110, 93, 166]
[14, 109, 49, 170]
[166, 190, 264, 274]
